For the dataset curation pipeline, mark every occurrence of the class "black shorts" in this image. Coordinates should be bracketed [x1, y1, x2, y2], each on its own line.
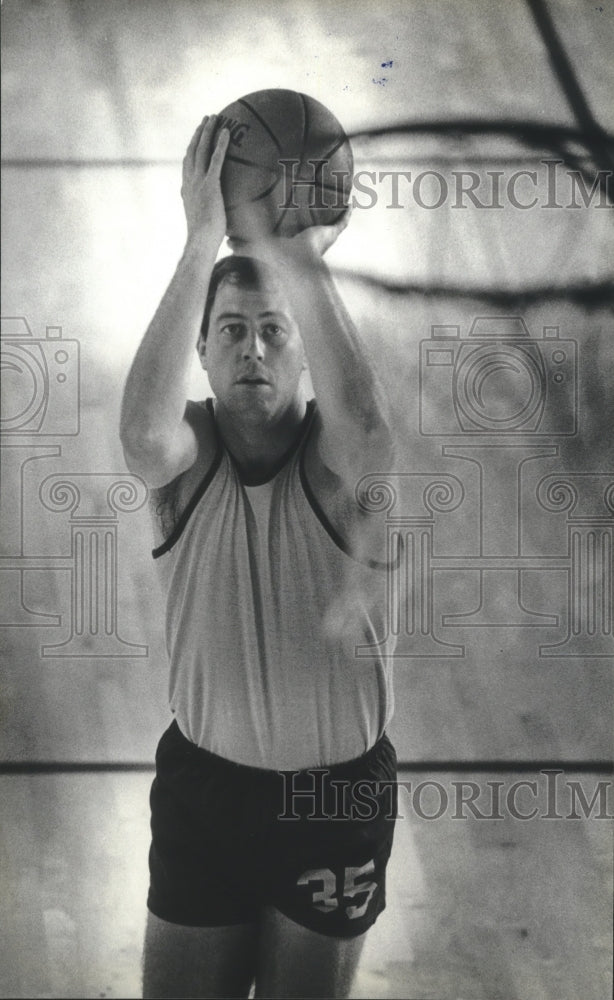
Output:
[147, 720, 398, 938]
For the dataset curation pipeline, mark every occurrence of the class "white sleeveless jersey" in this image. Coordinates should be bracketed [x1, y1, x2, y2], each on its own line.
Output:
[149, 400, 396, 770]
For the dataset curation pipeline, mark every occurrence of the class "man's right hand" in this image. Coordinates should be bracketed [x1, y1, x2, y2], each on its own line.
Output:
[181, 115, 230, 250]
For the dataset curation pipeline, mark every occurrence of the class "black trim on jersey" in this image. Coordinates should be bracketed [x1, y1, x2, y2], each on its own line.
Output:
[298, 422, 399, 572]
[151, 400, 223, 559]
[151, 399, 314, 558]
[151, 397, 400, 570]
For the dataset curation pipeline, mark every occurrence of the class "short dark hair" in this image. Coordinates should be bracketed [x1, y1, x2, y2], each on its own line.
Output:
[199, 255, 279, 342]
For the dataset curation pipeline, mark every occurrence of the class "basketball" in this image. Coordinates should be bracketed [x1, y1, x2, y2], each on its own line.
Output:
[216, 89, 353, 241]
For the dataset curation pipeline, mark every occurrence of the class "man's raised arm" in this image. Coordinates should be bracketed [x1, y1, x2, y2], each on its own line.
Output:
[120, 117, 229, 487]
[242, 221, 396, 483]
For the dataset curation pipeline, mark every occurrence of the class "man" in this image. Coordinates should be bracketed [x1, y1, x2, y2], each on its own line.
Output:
[120, 114, 398, 999]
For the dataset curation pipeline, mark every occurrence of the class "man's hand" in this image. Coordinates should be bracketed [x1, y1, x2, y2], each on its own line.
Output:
[227, 207, 351, 262]
[182, 115, 230, 251]
[284, 207, 351, 258]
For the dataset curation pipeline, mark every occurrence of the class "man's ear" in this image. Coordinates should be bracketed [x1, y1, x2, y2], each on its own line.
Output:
[197, 336, 207, 370]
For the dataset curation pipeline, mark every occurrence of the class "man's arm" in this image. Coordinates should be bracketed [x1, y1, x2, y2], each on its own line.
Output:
[246, 222, 396, 483]
[120, 117, 229, 487]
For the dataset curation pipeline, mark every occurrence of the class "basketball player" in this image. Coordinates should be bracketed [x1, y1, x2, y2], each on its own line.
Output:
[120, 114, 398, 999]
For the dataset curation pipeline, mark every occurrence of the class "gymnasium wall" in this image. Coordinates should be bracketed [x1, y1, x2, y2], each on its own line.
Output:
[1, 0, 613, 769]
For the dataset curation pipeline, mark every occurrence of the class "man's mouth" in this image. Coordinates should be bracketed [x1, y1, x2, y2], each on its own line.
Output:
[235, 375, 270, 385]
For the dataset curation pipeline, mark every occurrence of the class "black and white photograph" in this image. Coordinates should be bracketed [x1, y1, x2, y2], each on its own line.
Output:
[1, 1, 613, 998]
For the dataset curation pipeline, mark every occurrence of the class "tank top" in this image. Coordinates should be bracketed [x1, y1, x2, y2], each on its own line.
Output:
[148, 399, 396, 770]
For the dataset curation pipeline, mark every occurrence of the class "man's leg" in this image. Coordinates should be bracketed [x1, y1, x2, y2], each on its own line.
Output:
[254, 905, 366, 999]
[142, 910, 259, 999]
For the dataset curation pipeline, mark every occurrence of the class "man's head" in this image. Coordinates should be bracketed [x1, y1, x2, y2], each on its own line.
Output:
[197, 255, 307, 420]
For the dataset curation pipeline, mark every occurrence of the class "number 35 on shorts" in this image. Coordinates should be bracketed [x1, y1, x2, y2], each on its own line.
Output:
[297, 859, 377, 919]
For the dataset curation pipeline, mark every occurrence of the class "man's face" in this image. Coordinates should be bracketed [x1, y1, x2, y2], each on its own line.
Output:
[199, 280, 306, 419]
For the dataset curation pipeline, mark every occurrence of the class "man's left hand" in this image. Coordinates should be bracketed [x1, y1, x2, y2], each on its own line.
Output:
[227, 207, 351, 260]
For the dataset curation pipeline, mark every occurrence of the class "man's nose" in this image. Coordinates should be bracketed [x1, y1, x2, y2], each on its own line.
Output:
[242, 329, 265, 360]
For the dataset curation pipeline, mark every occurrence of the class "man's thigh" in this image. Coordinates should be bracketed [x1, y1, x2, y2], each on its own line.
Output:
[142, 910, 258, 1000]
[255, 905, 366, 999]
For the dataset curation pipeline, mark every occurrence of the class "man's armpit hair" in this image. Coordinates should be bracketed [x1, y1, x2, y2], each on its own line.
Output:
[149, 477, 182, 539]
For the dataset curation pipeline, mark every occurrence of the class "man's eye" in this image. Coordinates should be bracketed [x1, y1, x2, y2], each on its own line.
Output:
[263, 324, 285, 340]
[221, 323, 244, 338]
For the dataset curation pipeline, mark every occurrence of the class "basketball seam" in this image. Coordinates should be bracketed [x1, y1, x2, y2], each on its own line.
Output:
[307, 203, 318, 228]
[312, 179, 349, 194]
[238, 98, 283, 153]
[314, 135, 349, 179]
[328, 207, 348, 225]
[250, 178, 283, 204]
[223, 156, 280, 209]
[299, 92, 310, 164]
[225, 152, 278, 171]
[298, 93, 315, 227]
